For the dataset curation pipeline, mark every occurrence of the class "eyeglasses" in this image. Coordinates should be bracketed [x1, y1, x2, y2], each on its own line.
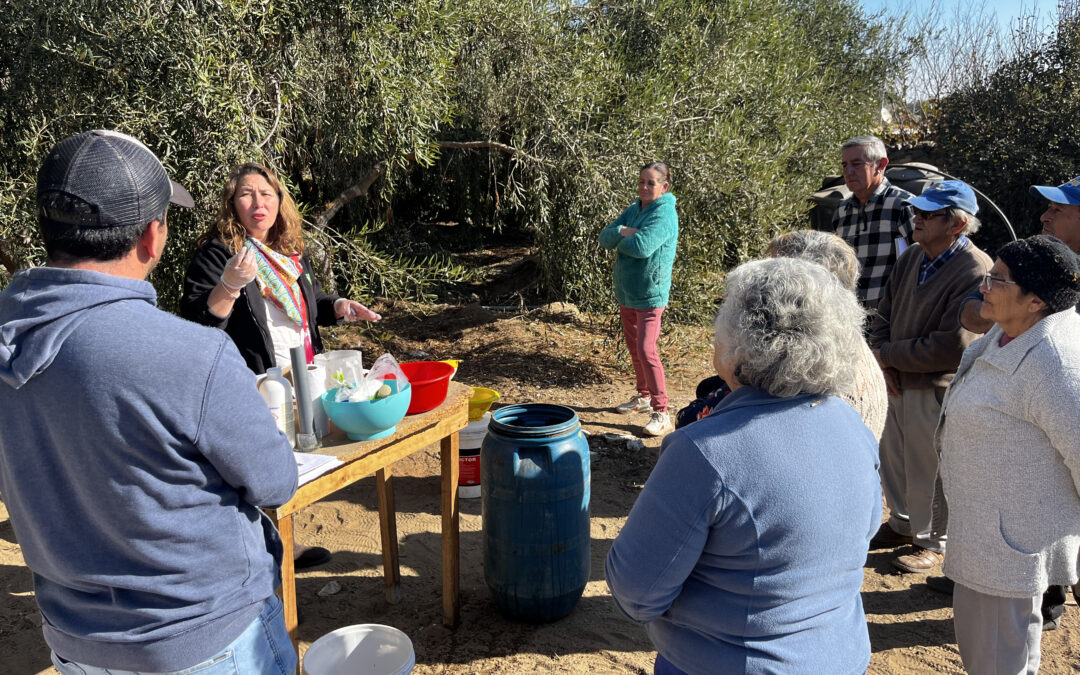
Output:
[981, 273, 1019, 291]
[913, 208, 949, 220]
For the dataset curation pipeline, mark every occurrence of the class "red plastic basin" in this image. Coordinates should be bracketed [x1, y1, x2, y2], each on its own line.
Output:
[399, 361, 455, 414]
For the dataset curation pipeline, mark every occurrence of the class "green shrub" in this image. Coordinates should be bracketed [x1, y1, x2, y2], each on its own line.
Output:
[407, 0, 899, 323]
[934, 3, 1080, 254]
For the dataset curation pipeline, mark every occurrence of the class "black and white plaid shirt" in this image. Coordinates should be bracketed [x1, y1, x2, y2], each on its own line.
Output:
[833, 179, 914, 309]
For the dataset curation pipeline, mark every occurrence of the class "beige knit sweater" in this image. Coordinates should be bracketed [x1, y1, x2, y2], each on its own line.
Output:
[844, 339, 888, 441]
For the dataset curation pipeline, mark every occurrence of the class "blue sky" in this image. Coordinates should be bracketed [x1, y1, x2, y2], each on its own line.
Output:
[859, 0, 1059, 34]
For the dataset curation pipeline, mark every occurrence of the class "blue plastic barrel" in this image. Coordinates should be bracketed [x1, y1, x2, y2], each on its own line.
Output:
[482, 403, 591, 621]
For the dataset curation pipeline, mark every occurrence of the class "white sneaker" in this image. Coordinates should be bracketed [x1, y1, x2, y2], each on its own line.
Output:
[615, 395, 651, 414]
[643, 411, 673, 437]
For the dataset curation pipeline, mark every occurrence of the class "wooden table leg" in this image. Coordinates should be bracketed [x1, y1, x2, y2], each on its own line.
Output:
[440, 432, 461, 628]
[271, 512, 299, 671]
[375, 466, 402, 604]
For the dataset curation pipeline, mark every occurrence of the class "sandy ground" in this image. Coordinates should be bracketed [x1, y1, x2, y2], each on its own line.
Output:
[1, 303, 1078, 673]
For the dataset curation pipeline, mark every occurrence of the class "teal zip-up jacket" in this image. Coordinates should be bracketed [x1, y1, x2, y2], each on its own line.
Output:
[598, 192, 679, 309]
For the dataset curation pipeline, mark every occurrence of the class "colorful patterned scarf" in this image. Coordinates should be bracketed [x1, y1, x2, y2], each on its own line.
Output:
[246, 237, 304, 326]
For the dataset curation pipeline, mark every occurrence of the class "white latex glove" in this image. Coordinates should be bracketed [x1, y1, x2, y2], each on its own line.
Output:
[334, 298, 381, 322]
[221, 248, 257, 291]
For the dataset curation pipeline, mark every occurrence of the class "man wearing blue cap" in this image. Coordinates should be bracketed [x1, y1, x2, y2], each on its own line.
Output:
[961, 176, 1080, 333]
[0, 131, 299, 673]
[953, 174, 1080, 629]
[868, 180, 992, 574]
[1033, 176, 1080, 250]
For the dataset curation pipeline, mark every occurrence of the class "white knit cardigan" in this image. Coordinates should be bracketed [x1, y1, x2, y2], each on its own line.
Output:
[937, 309, 1080, 598]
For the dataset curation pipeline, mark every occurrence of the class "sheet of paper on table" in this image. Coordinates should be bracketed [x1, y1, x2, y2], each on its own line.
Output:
[295, 452, 344, 487]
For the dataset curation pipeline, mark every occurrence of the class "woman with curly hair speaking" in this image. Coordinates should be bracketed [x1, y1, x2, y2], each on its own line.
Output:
[181, 163, 380, 570]
[182, 162, 379, 375]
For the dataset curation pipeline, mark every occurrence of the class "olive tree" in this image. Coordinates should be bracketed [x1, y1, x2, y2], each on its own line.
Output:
[0, 0, 468, 307]
[934, 1, 1080, 252]
[402, 0, 899, 322]
[2, 0, 898, 323]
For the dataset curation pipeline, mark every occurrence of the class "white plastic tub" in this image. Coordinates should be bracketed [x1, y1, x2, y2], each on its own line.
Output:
[302, 623, 414, 675]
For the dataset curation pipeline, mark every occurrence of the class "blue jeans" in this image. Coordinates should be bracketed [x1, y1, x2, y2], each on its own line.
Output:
[655, 652, 865, 675]
[653, 653, 687, 675]
[51, 594, 297, 675]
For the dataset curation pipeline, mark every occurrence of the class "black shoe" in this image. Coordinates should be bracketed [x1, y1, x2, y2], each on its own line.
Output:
[869, 523, 914, 549]
[1041, 585, 1067, 631]
[925, 575, 955, 595]
[294, 546, 332, 570]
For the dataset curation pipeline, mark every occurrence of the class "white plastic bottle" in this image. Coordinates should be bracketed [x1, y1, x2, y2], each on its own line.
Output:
[259, 367, 296, 448]
[306, 363, 329, 438]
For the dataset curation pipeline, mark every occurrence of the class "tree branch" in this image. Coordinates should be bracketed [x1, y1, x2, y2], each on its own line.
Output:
[313, 160, 388, 232]
[0, 241, 24, 278]
[257, 82, 283, 150]
[312, 139, 535, 232]
[437, 140, 536, 162]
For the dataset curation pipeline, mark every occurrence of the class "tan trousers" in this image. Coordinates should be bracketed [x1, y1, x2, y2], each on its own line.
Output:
[879, 386, 946, 553]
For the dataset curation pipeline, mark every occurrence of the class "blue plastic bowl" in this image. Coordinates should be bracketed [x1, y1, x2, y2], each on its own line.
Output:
[321, 380, 412, 441]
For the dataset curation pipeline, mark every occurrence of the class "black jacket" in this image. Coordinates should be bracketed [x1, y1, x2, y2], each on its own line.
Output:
[181, 239, 341, 375]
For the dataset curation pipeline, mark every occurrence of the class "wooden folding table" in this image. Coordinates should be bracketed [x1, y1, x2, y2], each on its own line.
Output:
[265, 381, 469, 659]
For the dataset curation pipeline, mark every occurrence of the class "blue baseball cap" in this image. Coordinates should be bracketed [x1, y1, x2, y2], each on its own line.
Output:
[1030, 176, 1080, 205]
[905, 180, 979, 215]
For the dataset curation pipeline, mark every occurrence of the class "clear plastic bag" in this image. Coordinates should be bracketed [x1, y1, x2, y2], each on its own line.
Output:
[334, 353, 407, 402]
[365, 353, 407, 384]
[318, 350, 364, 390]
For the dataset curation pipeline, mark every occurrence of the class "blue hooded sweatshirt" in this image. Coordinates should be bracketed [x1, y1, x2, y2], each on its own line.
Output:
[0, 267, 298, 671]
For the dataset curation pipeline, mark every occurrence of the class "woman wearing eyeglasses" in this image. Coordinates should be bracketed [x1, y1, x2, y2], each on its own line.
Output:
[934, 234, 1080, 674]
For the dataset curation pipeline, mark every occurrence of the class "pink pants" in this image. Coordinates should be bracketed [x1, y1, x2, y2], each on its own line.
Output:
[620, 305, 667, 412]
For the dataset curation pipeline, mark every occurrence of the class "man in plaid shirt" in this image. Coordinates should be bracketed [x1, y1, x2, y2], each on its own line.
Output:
[832, 135, 915, 309]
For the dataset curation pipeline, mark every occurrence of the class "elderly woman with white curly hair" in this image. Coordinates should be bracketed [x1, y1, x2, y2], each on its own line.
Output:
[606, 257, 882, 675]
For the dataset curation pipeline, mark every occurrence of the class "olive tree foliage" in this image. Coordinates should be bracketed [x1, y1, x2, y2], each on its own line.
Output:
[933, 0, 1080, 253]
[411, 0, 898, 322]
[0, 0, 469, 308]
[1, 0, 898, 322]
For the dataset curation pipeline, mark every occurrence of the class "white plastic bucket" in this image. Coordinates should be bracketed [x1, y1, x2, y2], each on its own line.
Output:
[303, 624, 414, 675]
[458, 413, 490, 499]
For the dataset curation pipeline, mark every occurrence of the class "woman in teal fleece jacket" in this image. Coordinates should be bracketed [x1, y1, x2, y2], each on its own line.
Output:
[598, 162, 679, 436]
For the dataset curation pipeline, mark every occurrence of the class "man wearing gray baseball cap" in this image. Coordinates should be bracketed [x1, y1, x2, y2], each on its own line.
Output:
[0, 130, 299, 673]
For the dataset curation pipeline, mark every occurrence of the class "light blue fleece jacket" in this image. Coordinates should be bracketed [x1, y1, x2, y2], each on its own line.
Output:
[606, 386, 881, 675]
[598, 192, 678, 309]
[0, 267, 298, 671]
